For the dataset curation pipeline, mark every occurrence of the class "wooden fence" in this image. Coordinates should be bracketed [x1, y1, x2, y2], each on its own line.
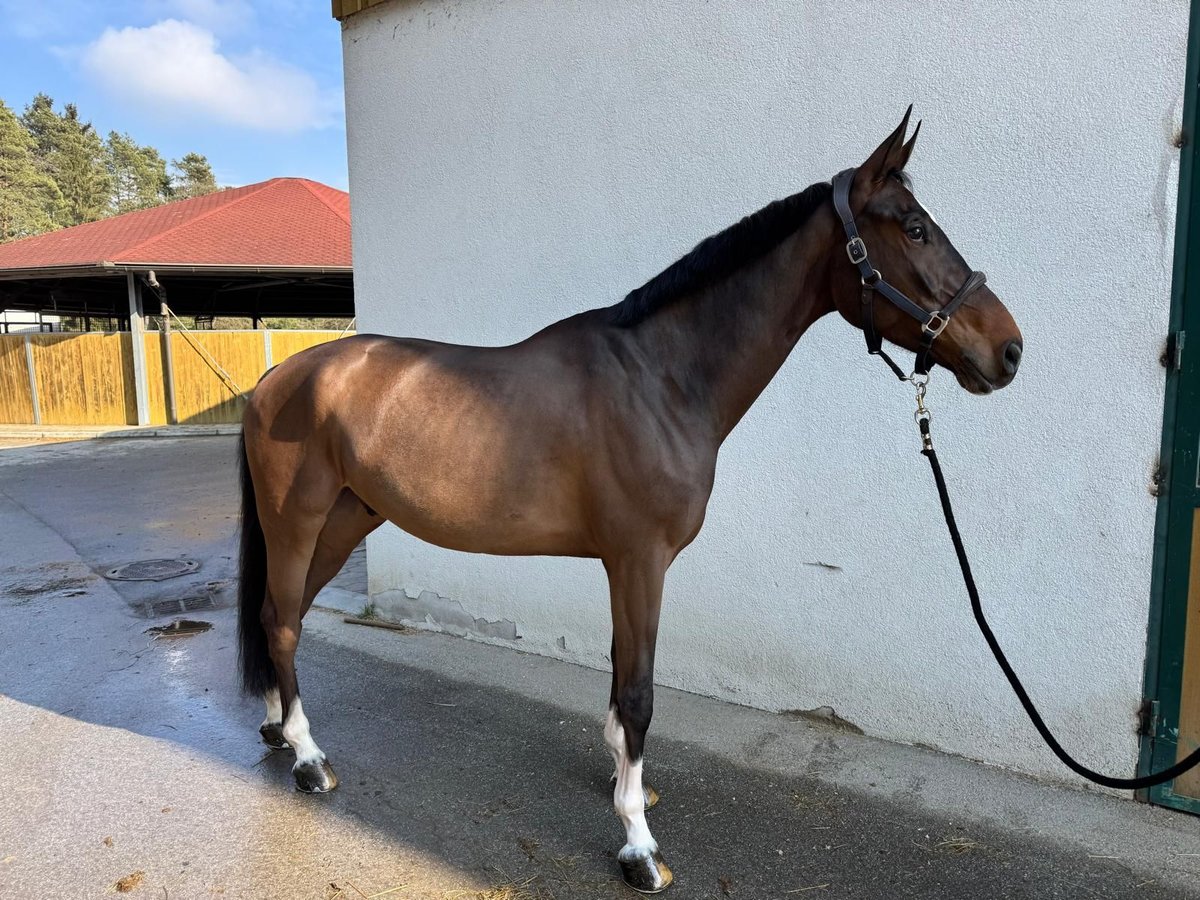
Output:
[0, 330, 351, 427]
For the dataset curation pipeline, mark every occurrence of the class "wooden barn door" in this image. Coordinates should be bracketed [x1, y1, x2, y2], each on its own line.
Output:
[1142, 0, 1200, 812]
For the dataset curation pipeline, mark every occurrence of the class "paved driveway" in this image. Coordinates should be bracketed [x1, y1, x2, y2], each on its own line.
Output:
[2, 436, 1200, 899]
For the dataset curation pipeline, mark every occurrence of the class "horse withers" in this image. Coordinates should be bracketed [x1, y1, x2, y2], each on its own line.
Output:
[237, 109, 1021, 893]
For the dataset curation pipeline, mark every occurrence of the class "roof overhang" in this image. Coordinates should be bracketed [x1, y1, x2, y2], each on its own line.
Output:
[0, 263, 353, 282]
[332, 0, 392, 20]
[0, 263, 354, 319]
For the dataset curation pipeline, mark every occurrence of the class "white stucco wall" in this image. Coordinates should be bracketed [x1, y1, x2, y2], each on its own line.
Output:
[342, 0, 1188, 784]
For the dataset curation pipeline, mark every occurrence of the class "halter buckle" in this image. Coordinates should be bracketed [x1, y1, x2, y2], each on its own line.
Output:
[922, 312, 950, 338]
[846, 236, 868, 265]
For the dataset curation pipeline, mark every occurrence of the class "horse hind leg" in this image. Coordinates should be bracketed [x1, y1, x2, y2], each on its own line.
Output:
[260, 683, 288, 749]
[257, 490, 382, 753]
[260, 499, 341, 793]
[301, 489, 384, 618]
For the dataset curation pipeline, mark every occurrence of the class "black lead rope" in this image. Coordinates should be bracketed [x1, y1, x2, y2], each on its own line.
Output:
[832, 160, 1200, 787]
[917, 415, 1200, 789]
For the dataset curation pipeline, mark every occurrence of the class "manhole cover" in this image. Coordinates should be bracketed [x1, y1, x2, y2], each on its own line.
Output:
[105, 558, 200, 581]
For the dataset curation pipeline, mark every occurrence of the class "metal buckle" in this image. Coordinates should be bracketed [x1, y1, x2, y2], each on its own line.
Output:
[922, 312, 949, 338]
[846, 236, 868, 264]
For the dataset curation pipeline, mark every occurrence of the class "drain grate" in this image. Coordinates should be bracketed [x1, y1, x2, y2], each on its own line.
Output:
[146, 595, 215, 618]
[105, 558, 199, 582]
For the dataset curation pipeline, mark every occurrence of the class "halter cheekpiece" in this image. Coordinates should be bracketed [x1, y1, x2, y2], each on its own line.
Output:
[831, 167, 987, 380]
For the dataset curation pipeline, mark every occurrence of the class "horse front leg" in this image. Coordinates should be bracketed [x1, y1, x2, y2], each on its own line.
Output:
[606, 550, 673, 893]
[605, 641, 659, 810]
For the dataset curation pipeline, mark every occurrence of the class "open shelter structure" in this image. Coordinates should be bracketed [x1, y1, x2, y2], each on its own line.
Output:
[0, 178, 354, 426]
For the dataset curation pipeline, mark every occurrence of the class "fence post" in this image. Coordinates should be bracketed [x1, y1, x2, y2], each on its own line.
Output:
[126, 273, 150, 426]
[23, 334, 40, 425]
[263, 330, 273, 369]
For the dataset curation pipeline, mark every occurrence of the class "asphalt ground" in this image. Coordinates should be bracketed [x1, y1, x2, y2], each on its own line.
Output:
[2, 435, 1199, 899]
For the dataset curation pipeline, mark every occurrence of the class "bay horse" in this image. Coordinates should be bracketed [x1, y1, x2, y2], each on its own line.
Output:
[237, 110, 1022, 893]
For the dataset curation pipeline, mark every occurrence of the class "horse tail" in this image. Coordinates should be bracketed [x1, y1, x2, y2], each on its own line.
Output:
[237, 429, 276, 696]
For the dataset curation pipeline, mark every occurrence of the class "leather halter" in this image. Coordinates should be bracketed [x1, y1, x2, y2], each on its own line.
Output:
[831, 167, 987, 380]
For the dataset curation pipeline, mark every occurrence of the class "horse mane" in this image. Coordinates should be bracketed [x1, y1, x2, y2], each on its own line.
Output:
[607, 180, 833, 327]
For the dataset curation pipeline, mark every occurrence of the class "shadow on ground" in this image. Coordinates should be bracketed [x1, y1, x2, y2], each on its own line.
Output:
[0, 599, 1187, 900]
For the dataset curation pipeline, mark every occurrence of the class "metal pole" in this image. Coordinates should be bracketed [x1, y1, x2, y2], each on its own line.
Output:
[126, 272, 150, 426]
[147, 271, 178, 424]
[161, 298, 178, 425]
[23, 334, 40, 425]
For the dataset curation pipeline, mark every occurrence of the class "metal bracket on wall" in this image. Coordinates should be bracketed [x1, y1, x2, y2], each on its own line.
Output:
[1166, 330, 1186, 372]
[1140, 698, 1161, 738]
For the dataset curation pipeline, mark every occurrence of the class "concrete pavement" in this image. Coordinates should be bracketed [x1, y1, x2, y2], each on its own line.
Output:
[2, 436, 1200, 899]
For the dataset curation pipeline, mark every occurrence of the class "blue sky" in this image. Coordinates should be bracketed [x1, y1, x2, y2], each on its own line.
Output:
[0, 0, 348, 189]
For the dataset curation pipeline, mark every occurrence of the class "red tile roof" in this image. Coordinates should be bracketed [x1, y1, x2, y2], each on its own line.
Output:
[0, 178, 351, 272]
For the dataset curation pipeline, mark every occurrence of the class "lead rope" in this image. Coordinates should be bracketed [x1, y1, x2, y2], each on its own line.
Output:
[914, 387, 1200, 790]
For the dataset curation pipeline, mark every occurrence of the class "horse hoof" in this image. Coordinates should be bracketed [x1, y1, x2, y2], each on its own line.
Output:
[643, 784, 660, 810]
[619, 848, 672, 893]
[293, 758, 338, 793]
[260, 723, 289, 750]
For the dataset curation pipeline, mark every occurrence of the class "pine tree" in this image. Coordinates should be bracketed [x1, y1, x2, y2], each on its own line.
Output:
[0, 99, 59, 242]
[21, 94, 112, 227]
[5, 93, 221, 235]
[106, 132, 170, 214]
[170, 152, 218, 199]
[20, 93, 60, 158]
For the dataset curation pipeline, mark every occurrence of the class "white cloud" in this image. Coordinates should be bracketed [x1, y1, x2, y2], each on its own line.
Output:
[80, 19, 340, 133]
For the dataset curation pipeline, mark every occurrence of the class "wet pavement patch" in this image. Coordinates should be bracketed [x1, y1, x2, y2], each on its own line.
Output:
[4, 574, 93, 597]
[105, 558, 199, 581]
[0, 562, 96, 602]
[145, 618, 212, 638]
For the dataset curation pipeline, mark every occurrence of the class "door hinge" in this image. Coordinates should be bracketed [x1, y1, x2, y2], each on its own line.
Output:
[1139, 698, 1161, 737]
[1164, 330, 1186, 372]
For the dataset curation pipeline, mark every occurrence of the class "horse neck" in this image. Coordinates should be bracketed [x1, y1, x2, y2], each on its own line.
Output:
[630, 208, 840, 442]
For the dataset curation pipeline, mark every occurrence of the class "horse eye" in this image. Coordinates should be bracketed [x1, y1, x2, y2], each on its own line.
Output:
[906, 224, 926, 242]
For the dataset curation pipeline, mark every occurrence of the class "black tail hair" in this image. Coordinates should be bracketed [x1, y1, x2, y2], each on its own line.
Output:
[237, 430, 275, 696]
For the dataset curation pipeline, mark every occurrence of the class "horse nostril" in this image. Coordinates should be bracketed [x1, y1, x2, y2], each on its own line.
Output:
[1003, 340, 1023, 375]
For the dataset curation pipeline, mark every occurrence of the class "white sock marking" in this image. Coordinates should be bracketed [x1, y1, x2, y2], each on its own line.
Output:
[615, 756, 656, 860]
[261, 687, 283, 728]
[281, 697, 325, 766]
[608, 706, 656, 859]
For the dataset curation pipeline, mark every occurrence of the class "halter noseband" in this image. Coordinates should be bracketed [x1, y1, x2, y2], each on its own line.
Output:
[831, 167, 987, 380]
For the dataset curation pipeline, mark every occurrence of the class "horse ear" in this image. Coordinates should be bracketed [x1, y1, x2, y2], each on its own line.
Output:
[856, 105, 915, 189]
[894, 118, 920, 171]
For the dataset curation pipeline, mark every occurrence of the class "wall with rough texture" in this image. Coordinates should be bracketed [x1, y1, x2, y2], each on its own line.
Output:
[342, 0, 1188, 784]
